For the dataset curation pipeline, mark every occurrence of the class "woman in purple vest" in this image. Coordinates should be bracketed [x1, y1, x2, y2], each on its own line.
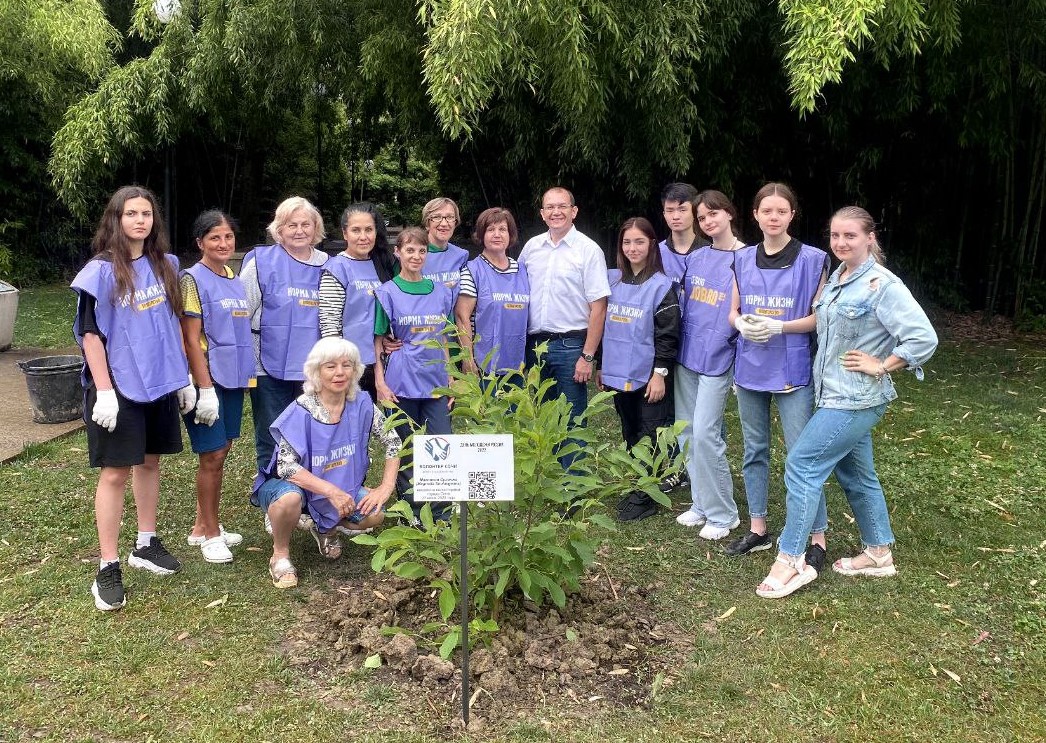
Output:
[374, 227, 455, 521]
[73, 186, 198, 612]
[726, 183, 830, 568]
[597, 218, 680, 521]
[757, 207, 937, 597]
[180, 210, 255, 564]
[674, 194, 742, 540]
[318, 202, 397, 399]
[253, 338, 402, 588]
[422, 197, 469, 296]
[241, 197, 329, 478]
[455, 207, 530, 377]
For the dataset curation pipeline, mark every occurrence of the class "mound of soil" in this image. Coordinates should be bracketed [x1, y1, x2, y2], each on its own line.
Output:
[284, 568, 690, 735]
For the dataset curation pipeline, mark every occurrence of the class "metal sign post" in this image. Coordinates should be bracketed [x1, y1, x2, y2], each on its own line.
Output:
[413, 434, 515, 728]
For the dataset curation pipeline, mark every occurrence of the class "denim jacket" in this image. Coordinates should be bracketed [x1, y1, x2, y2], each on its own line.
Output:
[813, 257, 938, 410]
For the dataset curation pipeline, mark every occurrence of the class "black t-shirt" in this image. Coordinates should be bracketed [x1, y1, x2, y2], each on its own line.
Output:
[76, 292, 102, 337]
[756, 237, 802, 269]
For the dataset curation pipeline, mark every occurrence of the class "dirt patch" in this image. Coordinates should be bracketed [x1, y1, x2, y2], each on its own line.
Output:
[284, 568, 690, 737]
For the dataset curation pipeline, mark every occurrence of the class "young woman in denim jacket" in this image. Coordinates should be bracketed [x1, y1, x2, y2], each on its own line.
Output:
[757, 206, 938, 598]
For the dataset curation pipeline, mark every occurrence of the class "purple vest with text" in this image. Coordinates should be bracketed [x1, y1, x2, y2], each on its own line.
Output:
[375, 281, 453, 398]
[324, 255, 382, 365]
[185, 263, 255, 389]
[602, 270, 673, 391]
[245, 245, 326, 381]
[254, 394, 372, 531]
[658, 240, 689, 286]
[72, 255, 188, 403]
[423, 243, 469, 298]
[733, 244, 825, 391]
[468, 257, 530, 374]
[677, 247, 736, 376]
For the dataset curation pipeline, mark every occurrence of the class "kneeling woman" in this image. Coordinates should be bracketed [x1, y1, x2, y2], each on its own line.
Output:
[253, 338, 401, 589]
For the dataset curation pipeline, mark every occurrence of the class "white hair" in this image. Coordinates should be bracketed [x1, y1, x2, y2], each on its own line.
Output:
[302, 337, 364, 400]
[267, 196, 326, 246]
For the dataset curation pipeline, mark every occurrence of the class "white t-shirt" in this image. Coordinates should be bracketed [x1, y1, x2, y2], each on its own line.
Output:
[519, 226, 610, 333]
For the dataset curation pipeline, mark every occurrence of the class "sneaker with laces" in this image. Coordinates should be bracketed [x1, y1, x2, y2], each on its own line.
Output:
[698, 518, 741, 541]
[128, 537, 182, 575]
[675, 510, 706, 527]
[92, 562, 126, 611]
[659, 471, 689, 493]
[724, 530, 774, 556]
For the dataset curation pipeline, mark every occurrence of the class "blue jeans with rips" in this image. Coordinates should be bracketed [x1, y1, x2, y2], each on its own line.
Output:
[779, 404, 892, 556]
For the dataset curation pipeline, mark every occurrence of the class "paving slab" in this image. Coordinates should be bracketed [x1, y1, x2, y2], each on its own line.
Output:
[0, 346, 85, 463]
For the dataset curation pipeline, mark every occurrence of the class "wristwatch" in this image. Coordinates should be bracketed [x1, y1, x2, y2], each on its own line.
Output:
[581, 352, 595, 363]
[653, 367, 669, 377]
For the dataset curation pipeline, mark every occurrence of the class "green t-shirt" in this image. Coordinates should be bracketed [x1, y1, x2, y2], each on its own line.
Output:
[373, 275, 436, 336]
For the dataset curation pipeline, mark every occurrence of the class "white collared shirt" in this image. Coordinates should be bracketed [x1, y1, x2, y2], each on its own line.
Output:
[519, 226, 610, 333]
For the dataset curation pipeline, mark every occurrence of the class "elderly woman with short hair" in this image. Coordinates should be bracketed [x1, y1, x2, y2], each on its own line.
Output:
[241, 196, 329, 474]
[252, 337, 401, 589]
[421, 196, 469, 294]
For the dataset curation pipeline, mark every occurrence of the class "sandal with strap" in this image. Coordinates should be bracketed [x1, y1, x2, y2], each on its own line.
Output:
[310, 526, 342, 560]
[756, 554, 817, 599]
[269, 557, 298, 589]
[833, 548, 897, 577]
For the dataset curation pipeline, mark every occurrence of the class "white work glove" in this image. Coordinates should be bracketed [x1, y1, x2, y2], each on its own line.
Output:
[762, 318, 784, 336]
[176, 383, 198, 415]
[734, 314, 772, 343]
[92, 389, 119, 432]
[194, 386, 220, 426]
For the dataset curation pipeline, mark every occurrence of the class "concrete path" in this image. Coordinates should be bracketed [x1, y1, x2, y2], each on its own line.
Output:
[0, 347, 85, 463]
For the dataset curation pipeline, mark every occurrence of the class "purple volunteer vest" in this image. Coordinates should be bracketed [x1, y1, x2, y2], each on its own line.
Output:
[658, 240, 690, 286]
[253, 394, 372, 531]
[185, 263, 255, 389]
[677, 247, 736, 376]
[468, 256, 530, 374]
[733, 244, 826, 391]
[602, 270, 673, 391]
[375, 280, 453, 398]
[72, 255, 188, 403]
[324, 254, 382, 365]
[245, 244, 327, 381]
[423, 243, 469, 297]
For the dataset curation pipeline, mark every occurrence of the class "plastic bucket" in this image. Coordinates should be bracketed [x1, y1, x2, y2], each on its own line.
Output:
[18, 355, 84, 424]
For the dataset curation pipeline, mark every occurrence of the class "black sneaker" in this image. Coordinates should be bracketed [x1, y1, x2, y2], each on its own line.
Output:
[805, 543, 827, 575]
[617, 491, 658, 522]
[92, 562, 126, 611]
[658, 471, 690, 494]
[724, 530, 774, 556]
[128, 537, 182, 575]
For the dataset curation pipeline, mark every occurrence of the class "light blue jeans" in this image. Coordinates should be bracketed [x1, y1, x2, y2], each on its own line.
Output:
[736, 385, 826, 535]
[779, 404, 893, 556]
[674, 365, 737, 528]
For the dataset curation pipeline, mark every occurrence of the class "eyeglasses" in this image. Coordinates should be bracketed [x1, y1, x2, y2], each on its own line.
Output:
[541, 203, 573, 212]
[430, 214, 457, 224]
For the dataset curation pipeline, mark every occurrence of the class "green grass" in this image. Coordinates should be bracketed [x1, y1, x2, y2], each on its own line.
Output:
[11, 284, 77, 348]
[1, 287, 1043, 741]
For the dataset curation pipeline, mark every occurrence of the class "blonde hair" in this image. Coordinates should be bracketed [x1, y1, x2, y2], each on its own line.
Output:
[421, 197, 460, 225]
[267, 196, 326, 246]
[831, 206, 884, 264]
[302, 337, 365, 401]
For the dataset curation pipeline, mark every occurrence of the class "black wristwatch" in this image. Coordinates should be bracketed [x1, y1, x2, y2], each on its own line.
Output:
[581, 352, 595, 363]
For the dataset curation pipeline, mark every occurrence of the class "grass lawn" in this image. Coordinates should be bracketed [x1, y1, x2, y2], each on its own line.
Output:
[1, 288, 1043, 741]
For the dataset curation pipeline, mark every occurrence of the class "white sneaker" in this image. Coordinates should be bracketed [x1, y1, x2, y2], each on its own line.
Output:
[263, 513, 273, 535]
[200, 536, 234, 564]
[698, 518, 741, 541]
[187, 525, 243, 547]
[676, 510, 707, 527]
[297, 514, 315, 531]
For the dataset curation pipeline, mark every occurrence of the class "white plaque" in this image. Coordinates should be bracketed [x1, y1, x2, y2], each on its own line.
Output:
[413, 434, 515, 502]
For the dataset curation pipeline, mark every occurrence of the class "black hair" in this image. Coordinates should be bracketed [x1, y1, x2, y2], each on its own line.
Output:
[340, 202, 395, 282]
[191, 210, 237, 242]
[660, 182, 698, 206]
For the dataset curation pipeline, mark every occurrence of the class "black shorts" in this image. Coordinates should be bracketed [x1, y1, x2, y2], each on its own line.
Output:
[85, 384, 184, 468]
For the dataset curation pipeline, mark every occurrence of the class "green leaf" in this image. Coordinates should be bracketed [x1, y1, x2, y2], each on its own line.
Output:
[438, 583, 457, 621]
[364, 653, 382, 669]
[393, 562, 428, 580]
[439, 629, 460, 660]
[370, 548, 388, 573]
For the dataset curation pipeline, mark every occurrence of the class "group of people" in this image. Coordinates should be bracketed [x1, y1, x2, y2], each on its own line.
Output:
[73, 179, 937, 612]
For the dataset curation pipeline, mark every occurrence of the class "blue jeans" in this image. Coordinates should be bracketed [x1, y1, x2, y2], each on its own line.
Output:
[736, 385, 826, 535]
[674, 365, 737, 528]
[526, 335, 588, 472]
[779, 404, 892, 556]
[394, 397, 452, 517]
[249, 375, 303, 473]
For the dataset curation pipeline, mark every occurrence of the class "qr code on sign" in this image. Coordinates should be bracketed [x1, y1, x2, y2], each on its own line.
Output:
[468, 471, 497, 500]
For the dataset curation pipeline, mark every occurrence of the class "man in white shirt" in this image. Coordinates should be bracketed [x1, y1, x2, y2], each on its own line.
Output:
[520, 187, 610, 469]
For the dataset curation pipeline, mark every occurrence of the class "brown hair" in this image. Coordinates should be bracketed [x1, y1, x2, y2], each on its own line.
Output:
[752, 182, 799, 213]
[472, 207, 519, 249]
[91, 186, 182, 315]
[615, 217, 664, 280]
[395, 226, 429, 251]
[831, 206, 885, 264]
[694, 189, 740, 239]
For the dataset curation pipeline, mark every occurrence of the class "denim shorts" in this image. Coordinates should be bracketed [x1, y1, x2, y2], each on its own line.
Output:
[182, 385, 245, 454]
[254, 478, 373, 530]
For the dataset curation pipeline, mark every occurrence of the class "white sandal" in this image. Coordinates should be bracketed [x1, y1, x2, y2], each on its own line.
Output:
[833, 549, 897, 577]
[756, 554, 817, 599]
